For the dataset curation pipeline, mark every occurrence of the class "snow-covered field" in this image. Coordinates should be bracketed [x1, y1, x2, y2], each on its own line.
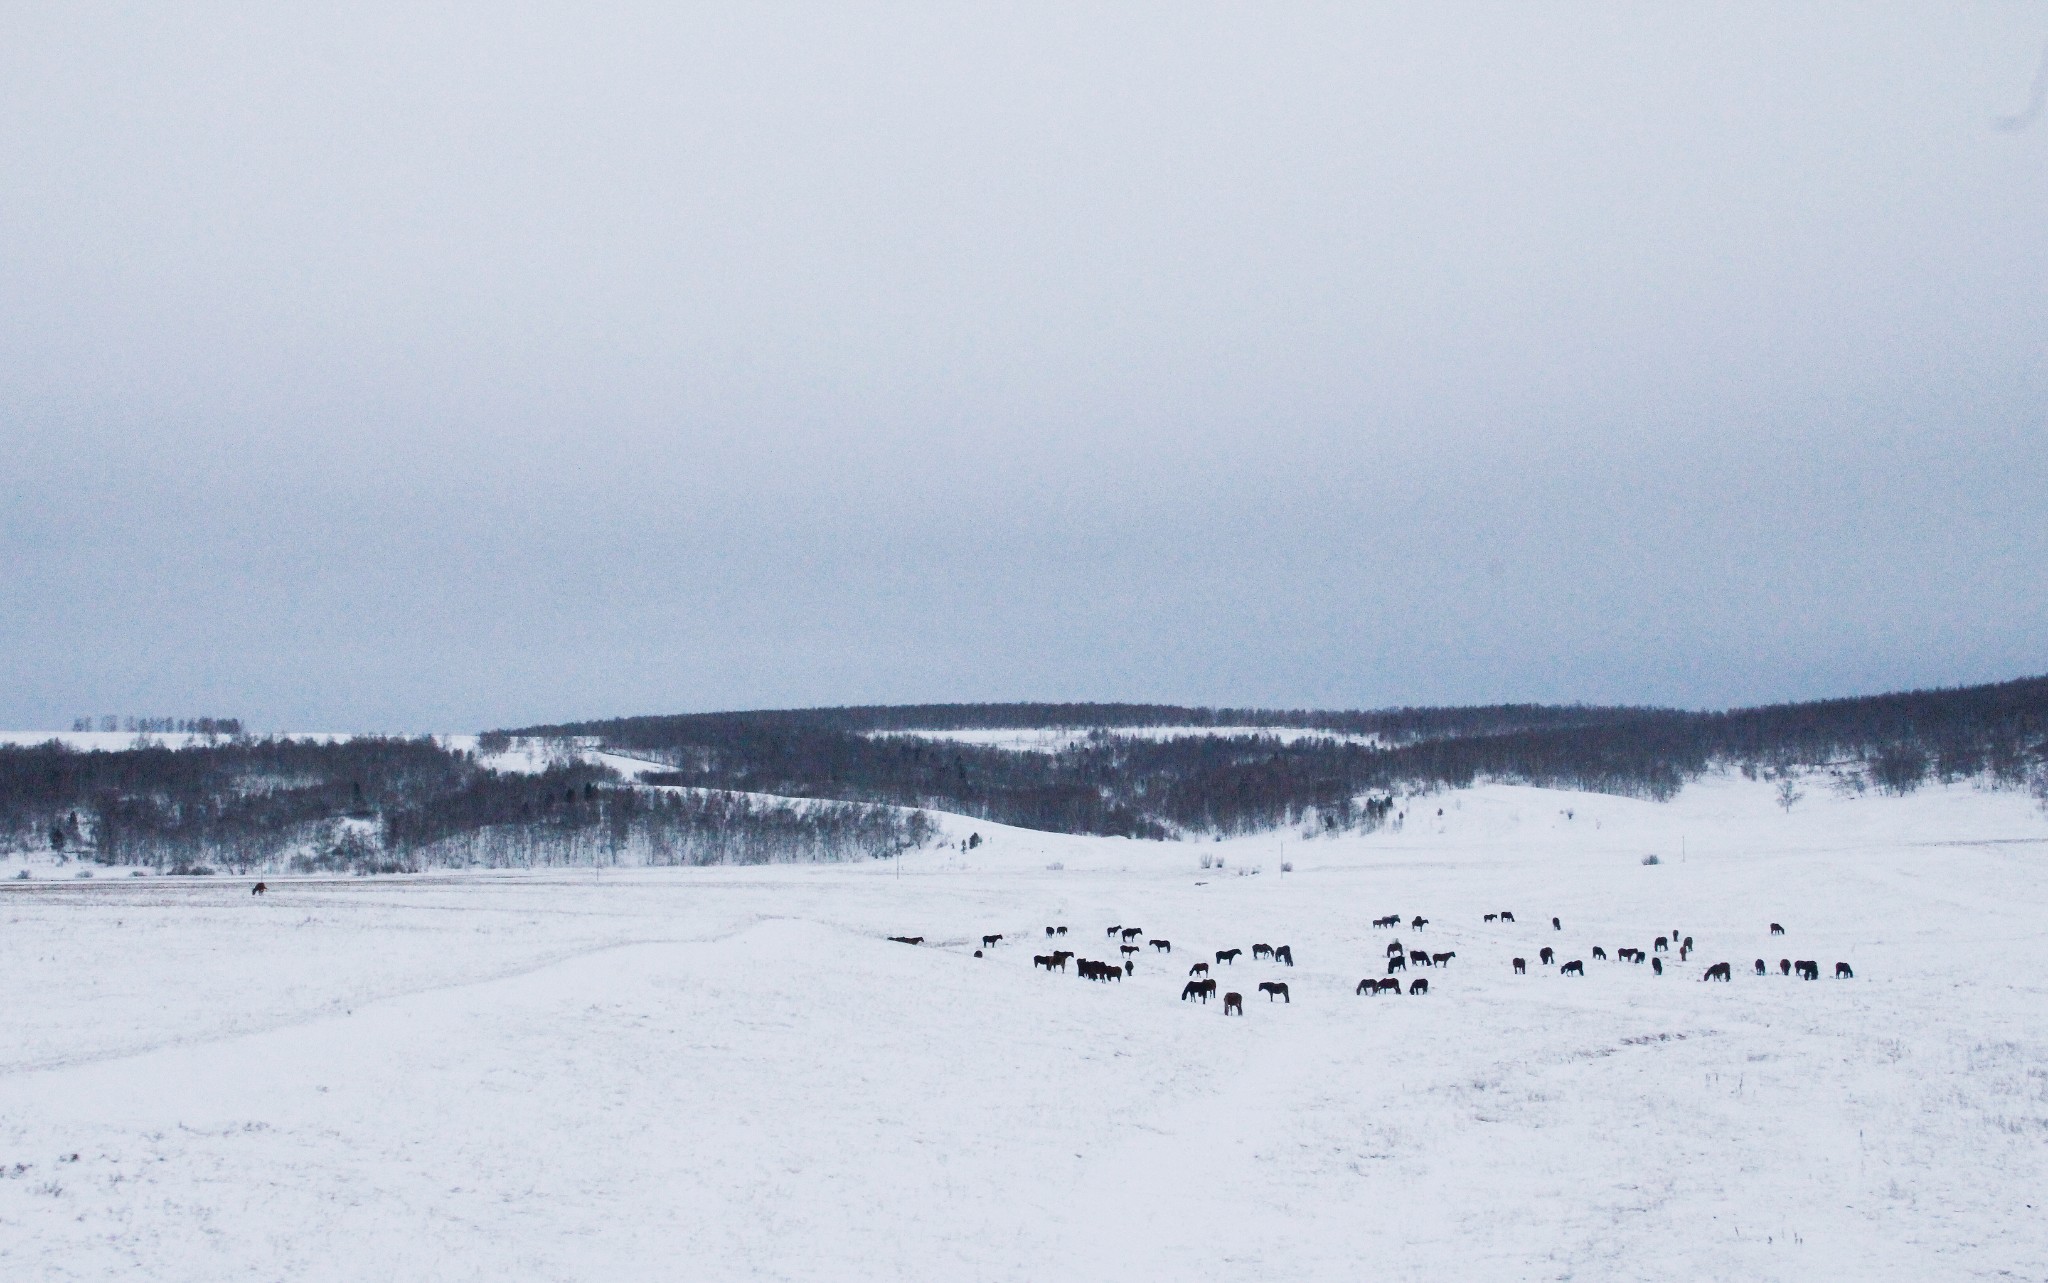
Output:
[3, 774, 2045, 1280]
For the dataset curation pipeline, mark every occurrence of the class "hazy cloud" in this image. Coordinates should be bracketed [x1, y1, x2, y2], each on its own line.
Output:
[3, 4, 2044, 729]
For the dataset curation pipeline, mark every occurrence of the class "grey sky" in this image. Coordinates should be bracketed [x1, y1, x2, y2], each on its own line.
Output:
[3, 4, 2044, 731]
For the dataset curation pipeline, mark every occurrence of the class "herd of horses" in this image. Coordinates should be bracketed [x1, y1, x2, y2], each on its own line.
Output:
[891, 910, 1858, 1010]
[1490, 917, 1854, 983]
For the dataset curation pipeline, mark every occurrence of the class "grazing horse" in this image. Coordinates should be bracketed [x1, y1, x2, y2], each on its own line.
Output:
[1252, 943, 1274, 960]
[1223, 992, 1243, 1015]
[1539, 947, 1555, 966]
[1779, 958, 1792, 975]
[1654, 936, 1668, 952]
[1702, 962, 1732, 982]
[1121, 927, 1143, 942]
[1500, 911, 1515, 923]
[982, 934, 1004, 948]
[1216, 948, 1241, 965]
[1189, 962, 1210, 977]
[1484, 913, 1498, 923]
[1651, 957, 1663, 975]
[1770, 923, 1785, 936]
[1409, 949, 1430, 967]
[1835, 962, 1854, 979]
[1754, 958, 1767, 975]
[888, 935, 924, 945]
[1678, 945, 1690, 962]
[1408, 978, 1429, 995]
[1431, 951, 1455, 967]
[1182, 980, 1206, 1001]
[1681, 936, 1693, 952]
[1410, 916, 1428, 931]
[1592, 947, 1607, 961]
[1056, 926, 1068, 936]
[1386, 941, 1404, 958]
[1795, 959, 1820, 980]
[1152, 939, 1172, 953]
[1378, 978, 1402, 994]
[1356, 977, 1380, 994]
[1258, 981, 1290, 1003]
[1274, 946, 1293, 966]
[251, 882, 267, 896]
[1386, 955, 1406, 973]
[1513, 957, 1526, 974]
[1561, 960, 1584, 976]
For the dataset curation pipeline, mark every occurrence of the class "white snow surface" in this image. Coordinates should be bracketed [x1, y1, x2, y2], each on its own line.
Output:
[2, 773, 2045, 1280]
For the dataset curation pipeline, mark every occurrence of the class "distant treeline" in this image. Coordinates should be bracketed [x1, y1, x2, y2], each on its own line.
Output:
[69, 715, 244, 736]
[0, 737, 932, 872]
[509, 676, 2048, 837]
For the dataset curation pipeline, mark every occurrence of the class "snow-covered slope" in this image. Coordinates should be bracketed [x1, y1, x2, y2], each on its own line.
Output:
[1, 772, 2043, 1280]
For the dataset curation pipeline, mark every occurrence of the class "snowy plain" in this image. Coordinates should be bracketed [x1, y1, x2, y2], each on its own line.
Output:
[2, 772, 2045, 1281]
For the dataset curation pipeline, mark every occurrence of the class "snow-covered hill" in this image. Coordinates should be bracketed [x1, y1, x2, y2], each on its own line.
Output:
[0, 771, 2042, 1280]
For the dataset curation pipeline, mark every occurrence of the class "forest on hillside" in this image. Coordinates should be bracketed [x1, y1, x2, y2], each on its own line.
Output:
[0, 737, 933, 873]
[4, 675, 2044, 868]
[515, 676, 2048, 838]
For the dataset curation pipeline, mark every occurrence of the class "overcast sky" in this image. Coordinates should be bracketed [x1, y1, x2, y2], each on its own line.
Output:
[3, 4, 2044, 731]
